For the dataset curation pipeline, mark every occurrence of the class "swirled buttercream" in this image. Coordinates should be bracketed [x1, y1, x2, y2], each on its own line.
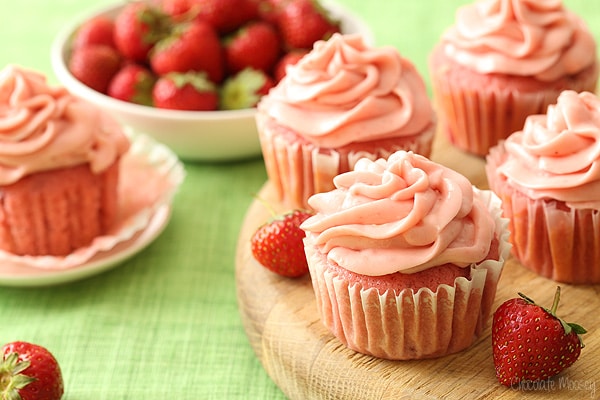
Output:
[258, 34, 434, 148]
[441, 0, 597, 81]
[0, 65, 130, 185]
[301, 151, 495, 275]
[497, 90, 600, 208]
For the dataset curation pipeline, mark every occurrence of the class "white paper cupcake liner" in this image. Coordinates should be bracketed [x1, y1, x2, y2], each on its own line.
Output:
[429, 50, 599, 157]
[257, 112, 435, 209]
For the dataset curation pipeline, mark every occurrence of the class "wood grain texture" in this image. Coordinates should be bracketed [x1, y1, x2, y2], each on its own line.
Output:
[235, 133, 600, 400]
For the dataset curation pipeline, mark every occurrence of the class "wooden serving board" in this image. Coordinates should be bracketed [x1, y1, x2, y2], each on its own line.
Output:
[235, 133, 600, 400]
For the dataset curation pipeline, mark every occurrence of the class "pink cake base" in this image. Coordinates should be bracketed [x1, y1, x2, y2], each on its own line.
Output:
[256, 113, 436, 209]
[429, 44, 599, 157]
[0, 163, 119, 256]
[303, 189, 510, 360]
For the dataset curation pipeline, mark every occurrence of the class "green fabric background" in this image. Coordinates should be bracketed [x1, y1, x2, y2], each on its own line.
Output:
[0, 0, 598, 398]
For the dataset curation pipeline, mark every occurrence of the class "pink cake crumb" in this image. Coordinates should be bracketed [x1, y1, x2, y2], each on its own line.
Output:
[0, 163, 119, 256]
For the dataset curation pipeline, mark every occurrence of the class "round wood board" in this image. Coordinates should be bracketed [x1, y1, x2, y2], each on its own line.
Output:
[235, 133, 600, 400]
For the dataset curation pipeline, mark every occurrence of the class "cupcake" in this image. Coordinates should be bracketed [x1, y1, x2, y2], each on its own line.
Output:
[429, 0, 599, 157]
[0, 65, 130, 256]
[301, 151, 510, 360]
[256, 33, 436, 209]
[486, 90, 600, 284]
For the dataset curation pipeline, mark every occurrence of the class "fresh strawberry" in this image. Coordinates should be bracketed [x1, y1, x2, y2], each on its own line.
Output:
[257, 0, 291, 25]
[150, 20, 224, 83]
[251, 209, 313, 278]
[273, 49, 308, 82]
[113, 2, 172, 63]
[68, 44, 121, 94]
[225, 21, 281, 75]
[159, 0, 192, 18]
[0, 341, 64, 400]
[189, 0, 260, 33]
[277, 0, 340, 50]
[72, 16, 116, 50]
[152, 71, 219, 111]
[492, 287, 587, 386]
[220, 68, 274, 109]
[108, 63, 156, 106]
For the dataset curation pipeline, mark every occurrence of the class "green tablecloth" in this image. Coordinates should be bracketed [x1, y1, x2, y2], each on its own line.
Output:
[1, 0, 598, 398]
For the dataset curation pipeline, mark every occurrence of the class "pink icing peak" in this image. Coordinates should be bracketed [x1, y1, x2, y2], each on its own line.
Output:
[258, 34, 434, 147]
[441, 0, 597, 81]
[301, 151, 495, 275]
[498, 90, 600, 208]
[0, 65, 129, 184]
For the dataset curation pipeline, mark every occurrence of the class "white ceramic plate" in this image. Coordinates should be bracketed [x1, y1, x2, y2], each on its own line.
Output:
[0, 205, 171, 287]
[50, 0, 375, 162]
[0, 133, 185, 287]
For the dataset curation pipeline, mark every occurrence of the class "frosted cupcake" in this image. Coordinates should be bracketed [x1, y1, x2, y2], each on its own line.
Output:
[429, 0, 598, 157]
[301, 151, 510, 360]
[487, 90, 600, 284]
[0, 65, 130, 256]
[256, 33, 436, 209]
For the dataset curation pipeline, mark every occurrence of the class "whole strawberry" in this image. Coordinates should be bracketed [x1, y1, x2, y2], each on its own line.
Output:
[153, 71, 219, 111]
[220, 68, 274, 110]
[189, 0, 260, 33]
[113, 2, 172, 63]
[251, 209, 313, 278]
[277, 0, 340, 50]
[108, 63, 156, 106]
[150, 20, 224, 83]
[0, 341, 64, 400]
[72, 16, 116, 50]
[68, 45, 121, 94]
[492, 287, 586, 386]
[225, 21, 281, 75]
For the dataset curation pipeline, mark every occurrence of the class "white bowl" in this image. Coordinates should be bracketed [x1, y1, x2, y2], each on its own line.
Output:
[50, 0, 375, 162]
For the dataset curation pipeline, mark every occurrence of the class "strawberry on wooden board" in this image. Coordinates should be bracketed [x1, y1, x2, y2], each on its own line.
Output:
[68, 45, 121, 94]
[250, 209, 313, 278]
[113, 2, 172, 63]
[277, 0, 340, 50]
[152, 71, 219, 111]
[224, 20, 281, 75]
[150, 20, 224, 83]
[108, 63, 157, 106]
[72, 16, 116, 50]
[0, 341, 64, 400]
[220, 68, 274, 109]
[492, 287, 587, 387]
[273, 49, 308, 82]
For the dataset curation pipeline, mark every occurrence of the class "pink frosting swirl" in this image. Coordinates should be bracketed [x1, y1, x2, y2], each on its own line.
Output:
[301, 151, 495, 275]
[441, 0, 597, 81]
[498, 90, 600, 208]
[0, 65, 130, 185]
[258, 34, 435, 148]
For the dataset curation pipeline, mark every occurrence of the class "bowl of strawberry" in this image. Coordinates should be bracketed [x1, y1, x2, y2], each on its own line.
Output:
[50, 0, 374, 161]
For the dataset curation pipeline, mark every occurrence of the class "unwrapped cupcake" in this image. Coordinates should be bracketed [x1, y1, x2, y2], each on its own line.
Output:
[429, 0, 599, 157]
[256, 33, 436, 209]
[301, 151, 510, 360]
[0, 65, 130, 256]
[487, 90, 600, 284]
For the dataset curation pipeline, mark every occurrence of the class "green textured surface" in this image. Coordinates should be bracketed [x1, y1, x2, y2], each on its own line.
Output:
[0, 0, 598, 398]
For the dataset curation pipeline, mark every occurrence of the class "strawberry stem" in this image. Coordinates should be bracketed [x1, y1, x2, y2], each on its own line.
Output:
[550, 286, 561, 315]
